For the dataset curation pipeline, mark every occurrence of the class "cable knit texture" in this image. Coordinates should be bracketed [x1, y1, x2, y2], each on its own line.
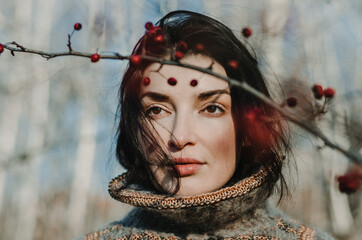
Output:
[82, 169, 335, 240]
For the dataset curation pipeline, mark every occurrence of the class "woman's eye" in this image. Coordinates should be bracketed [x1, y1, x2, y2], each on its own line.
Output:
[146, 106, 167, 117]
[150, 107, 162, 114]
[202, 104, 225, 116]
[205, 106, 218, 113]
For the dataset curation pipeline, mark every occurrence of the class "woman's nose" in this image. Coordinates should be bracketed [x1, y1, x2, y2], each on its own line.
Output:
[168, 115, 196, 150]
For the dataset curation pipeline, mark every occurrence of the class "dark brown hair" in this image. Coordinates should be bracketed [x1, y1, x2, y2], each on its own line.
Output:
[116, 10, 290, 197]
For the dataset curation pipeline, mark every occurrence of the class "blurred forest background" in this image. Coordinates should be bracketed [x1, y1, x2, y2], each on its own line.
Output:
[0, 0, 361, 239]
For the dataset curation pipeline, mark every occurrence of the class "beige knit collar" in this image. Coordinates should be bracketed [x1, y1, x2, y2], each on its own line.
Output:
[108, 168, 270, 231]
[108, 168, 268, 210]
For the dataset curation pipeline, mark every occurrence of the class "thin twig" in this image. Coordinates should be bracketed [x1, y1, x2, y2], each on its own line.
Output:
[2, 42, 129, 60]
[67, 34, 73, 52]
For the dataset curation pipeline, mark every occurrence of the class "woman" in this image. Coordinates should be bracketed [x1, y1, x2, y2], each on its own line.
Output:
[83, 11, 334, 240]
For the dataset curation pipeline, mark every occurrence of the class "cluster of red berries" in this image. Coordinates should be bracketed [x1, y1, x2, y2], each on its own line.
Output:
[312, 84, 335, 100]
[0, 44, 4, 54]
[242, 27, 252, 38]
[337, 167, 362, 194]
[284, 84, 336, 108]
[145, 22, 163, 43]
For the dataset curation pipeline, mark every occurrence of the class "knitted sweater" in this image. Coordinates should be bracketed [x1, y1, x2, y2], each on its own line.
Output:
[82, 169, 335, 240]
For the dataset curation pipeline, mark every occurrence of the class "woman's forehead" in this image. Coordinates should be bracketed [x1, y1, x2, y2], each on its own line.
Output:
[141, 55, 228, 94]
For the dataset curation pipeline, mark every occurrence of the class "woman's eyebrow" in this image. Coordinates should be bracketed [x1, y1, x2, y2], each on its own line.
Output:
[198, 89, 230, 100]
[140, 92, 170, 101]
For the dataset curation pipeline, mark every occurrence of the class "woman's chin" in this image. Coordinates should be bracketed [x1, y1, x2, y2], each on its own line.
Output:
[174, 177, 223, 196]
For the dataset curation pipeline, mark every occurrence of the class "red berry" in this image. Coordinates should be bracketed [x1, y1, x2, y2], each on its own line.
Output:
[242, 27, 252, 38]
[130, 55, 141, 65]
[74, 23, 82, 31]
[245, 108, 261, 121]
[174, 51, 184, 60]
[228, 59, 239, 69]
[0, 44, 4, 54]
[167, 77, 177, 86]
[324, 88, 335, 99]
[177, 41, 188, 52]
[195, 43, 204, 52]
[190, 79, 198, 86]
[143, 77, 151, 86]
[312, 84, 323, 93]
[337, 167, 362, 194]
[90, 53, 100, 62]
[145, 22, 153, 30]
[154, 35, 164, 43]
[286, 97, 297, 107]
[312, 84, 324, 99]
[338, 176, 359, 194]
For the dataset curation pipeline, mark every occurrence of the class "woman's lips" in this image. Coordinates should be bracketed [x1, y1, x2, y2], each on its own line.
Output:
[174, 164, 202, 176]
[172, 158, 205, 176]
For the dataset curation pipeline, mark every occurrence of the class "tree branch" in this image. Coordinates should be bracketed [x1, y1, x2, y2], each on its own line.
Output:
[2, 41, 129, 60]
[1, 42, 361, 164]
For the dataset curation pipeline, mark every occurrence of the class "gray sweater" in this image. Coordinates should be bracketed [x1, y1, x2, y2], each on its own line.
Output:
[82, 169, 335, 240]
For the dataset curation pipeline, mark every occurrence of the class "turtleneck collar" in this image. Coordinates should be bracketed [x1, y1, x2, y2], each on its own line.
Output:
[108, 168, 270, 232]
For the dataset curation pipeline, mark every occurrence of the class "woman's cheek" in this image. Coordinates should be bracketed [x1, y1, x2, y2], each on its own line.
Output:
[199, 116, 234, 139]
[152, 117, 174, 144]
[206, 116, 236, 160]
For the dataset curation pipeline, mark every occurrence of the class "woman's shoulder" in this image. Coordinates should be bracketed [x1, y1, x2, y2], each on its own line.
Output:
[81, 221, 335, 240]
[80, 211, 336, 240]
[265, 205, 335, 240]
[80, 204, 336, 240]
[80, 220, 127, 240]
[79, 208, 175, 240]
[79, 219, 182, 240]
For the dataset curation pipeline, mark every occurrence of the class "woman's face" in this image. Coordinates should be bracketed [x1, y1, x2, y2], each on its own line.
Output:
[140, 54, 236, 196]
